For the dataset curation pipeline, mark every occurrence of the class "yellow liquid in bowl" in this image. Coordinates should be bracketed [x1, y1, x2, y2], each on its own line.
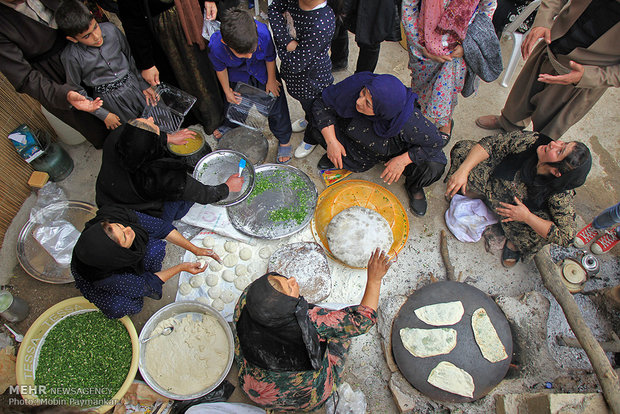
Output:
[169, 134, 203, 155]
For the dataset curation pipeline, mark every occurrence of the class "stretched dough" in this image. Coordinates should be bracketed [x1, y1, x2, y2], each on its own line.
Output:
[179, 282, 192, 296]
[239, 247, 252, 261]
[202, 236, 215, 248]
[259, 247, 271, 259]
[209, 261, 222, 272]
[206, 273, 219, 287]
[221, 290, 235, 304]
[472, 307, 508, 363]
[235, 264, 248, 277]
[427, 361, 475, 398]
[400, 328, 457, 358]
[208, 286, 222, 299]
[234, 276, 250, 291]
[222, 270, 235, 282]
[224, 241, 238, 253]
[414, 301, 464, 326]
[190, 275, 204, 288]
[211, 298, 225, 311]
[223, 254, 238, 268]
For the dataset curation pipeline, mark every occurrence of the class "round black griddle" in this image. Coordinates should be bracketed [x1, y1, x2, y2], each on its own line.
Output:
[217, 126, 268, 165]
[391, 281, 512, 403]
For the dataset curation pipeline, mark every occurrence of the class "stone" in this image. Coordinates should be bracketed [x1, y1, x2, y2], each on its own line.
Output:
[389, 372, 444, 414]
[377, 294, 408, 373]
[526, 393, 610, 414]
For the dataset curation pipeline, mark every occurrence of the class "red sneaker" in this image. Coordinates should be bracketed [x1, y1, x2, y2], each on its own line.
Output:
[573, 223, 598, 248]
[591, 229, 619, 255]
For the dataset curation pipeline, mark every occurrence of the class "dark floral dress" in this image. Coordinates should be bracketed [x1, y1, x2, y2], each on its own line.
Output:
[447, 131, 577, 261]
[233, 288, 377, 412]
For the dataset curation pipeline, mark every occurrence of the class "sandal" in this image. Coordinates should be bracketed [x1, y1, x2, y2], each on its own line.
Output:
[440, 119, 455, 147]
[501, 241, 521, 268]
[213, 125, 233, 140]
[276, 144, 293, 164]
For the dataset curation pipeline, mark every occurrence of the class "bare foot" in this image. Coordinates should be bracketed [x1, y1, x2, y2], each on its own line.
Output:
[439, 123, 452, 135]
[213, 129, 223, 140]
[278, 143, 292, 163]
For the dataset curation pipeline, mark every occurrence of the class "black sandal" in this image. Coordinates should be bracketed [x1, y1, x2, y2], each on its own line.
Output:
[502, 241, 521, 268]
[440, 119, 455, 147]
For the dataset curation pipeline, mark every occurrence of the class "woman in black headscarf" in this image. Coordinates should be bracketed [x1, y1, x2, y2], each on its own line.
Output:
[445, 130, 592, 266]
[71, 204, 217, 318]
[233, 249, 391, 411]
[96, 117, 243, 217]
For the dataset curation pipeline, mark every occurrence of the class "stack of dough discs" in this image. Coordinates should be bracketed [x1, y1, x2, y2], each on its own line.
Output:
[326, 206, 393, 268]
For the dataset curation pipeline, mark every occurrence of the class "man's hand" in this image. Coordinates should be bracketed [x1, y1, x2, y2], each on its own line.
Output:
[380, 153, 412, 185]
[204, 1, 217, 20]
[67, 91, 103, 112]
[422, 47, 452, 63]
[224, 89, 242, 104]
[143, 87, 159, 106]
[104, 113, 121, 129]
[326, 140, 347, 169]
[167, 129, 194, 145]
[538, 61, 584, 85]
[225, 173, 245, 192]
[286, 40, 298, 52]
[141, 66, 160, 86]
[496, 196, 532, 223]
[521, 26, 551, 60]
[265, 78, 281, 97]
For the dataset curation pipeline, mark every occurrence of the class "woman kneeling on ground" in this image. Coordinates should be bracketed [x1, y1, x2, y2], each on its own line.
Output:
[234, 249, 391, 411]
[445, 131, 591, 267]
[297, 72, 447, 216]
[72, 204, 217, 318]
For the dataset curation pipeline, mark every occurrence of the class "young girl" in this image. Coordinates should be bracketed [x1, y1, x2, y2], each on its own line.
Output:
[56, 0, 156, 130]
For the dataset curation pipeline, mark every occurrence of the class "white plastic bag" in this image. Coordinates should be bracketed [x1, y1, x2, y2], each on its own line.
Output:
[202, 11, 221, 40]
[186, 402, 265, 414]
[33, 219, 80, 266]
[325, 382, 367, 414]
[445, 194, 498, 242]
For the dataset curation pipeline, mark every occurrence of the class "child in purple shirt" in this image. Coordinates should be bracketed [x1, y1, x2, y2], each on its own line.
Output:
[209, 8, 293, 163]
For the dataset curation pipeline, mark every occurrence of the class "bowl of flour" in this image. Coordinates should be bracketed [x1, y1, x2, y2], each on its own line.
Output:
[138, 301, 234, 399]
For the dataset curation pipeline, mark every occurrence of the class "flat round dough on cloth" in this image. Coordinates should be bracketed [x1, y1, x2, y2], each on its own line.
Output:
[209, 261, 222, 272]
[202, 236, 215, 248]
[179, 282, 192, 296]
[190, 275, 204, 288]
[223, 254, 238, 268]
[206, 273, 219, 287]
[239, 247, 252, 261]
[222, 270, 235, 282]
[326, 206, 393, 268]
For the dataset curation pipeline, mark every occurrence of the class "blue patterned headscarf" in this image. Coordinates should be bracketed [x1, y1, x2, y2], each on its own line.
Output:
[322, 72, 418, 138]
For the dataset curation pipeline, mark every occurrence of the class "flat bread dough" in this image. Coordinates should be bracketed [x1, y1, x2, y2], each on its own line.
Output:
[208, 286, 222, 299]
[223, 254, 238, 268]
[414, 301, 464, 326]
[326, 206, 393, 268]
[190, 275, 204, 288]
[221, 290, 235, 304]
[259, 247, 271, 259]
[213, 245, 226, 257]
[472, 307, 508, 363]
[235, 264, 248, 277]
[239, 247, 252, 261]
[197, 296, 210, 305]
[224, 241, 238, 253]
[202, 236, 215, 248]
[222, 270, 235, 282]
[399, 328, 457, 358]
[206, 274, 219, 287]
[179, 282, 192, 296]
[234, 276, 250, 291]
[211, 298, 225, 311]
[209, 262, 222, 272]
[427, 361, 475, 398]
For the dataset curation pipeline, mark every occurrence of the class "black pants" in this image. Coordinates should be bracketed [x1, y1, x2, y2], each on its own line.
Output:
[402, 161, 446, 196]
[297, 97, 323, 145]
[330, 20, 381, 73]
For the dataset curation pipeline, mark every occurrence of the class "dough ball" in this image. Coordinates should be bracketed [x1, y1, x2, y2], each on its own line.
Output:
[211, 298, 225, 311]
[222, 269, 235, 282]
[206, 273, 219, 287]
[190, 275, 204, 288]
[213, 245, 226, 257]
[197, 258, 207, 268]
[208, 286, 222, 299]
[259, 247, 271, 259]
[235, 264, 248, 277]
[179, 282, 192, 296]
[221, 290, 235, 304]
[239, 247, 252, 261]
[247, 262, 262, 275]
[196, 296, 210, 305]
[223, 254, 239, 268]
[234, 276, 250, 291]
[224, 240, 238, 253]
[209, 261, 222, 272]
[251, 272, 261, 281]
[202, 236, 215, 248]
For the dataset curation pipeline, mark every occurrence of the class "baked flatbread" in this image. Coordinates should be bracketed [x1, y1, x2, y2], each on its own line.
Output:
[326, 206, 393, 268]
[427, 361, 475, 398]
[472, 308, 508, 363]
[414, 301, 464, 326]
[400, 328, 457, 358]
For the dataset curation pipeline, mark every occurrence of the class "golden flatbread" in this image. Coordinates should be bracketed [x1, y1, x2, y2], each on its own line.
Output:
[472, 307, 508, 363]
[427, 361, 475, 398]
[399, 328, 457, 358]
[414, 301, 464, 326]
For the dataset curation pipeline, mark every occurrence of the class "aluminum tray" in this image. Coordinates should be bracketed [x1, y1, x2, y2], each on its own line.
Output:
[193, 150, 255, 206]
[217, 126, 268, 165]
[227, 164, 317, 239]
[17, 201, 96, 284]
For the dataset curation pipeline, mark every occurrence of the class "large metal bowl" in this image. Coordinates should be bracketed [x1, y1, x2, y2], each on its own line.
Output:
[138, 301, 234, 400]
[17, 200, 97, 284]
[193, 150, 255, 206]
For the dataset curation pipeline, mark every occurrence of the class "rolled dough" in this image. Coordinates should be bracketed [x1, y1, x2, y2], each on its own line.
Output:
[414, 301, 464, 326]
[206, 274, 219, 287]
[235, 264, 248, 277]
[239, 247, 252, 261]
[223, 254, 238, 268]
[222, 270, 235, 282]
[208, 286, 222, 299]
[399, 327, 458, 358]
[202, 236, 215, 248]
[224, 241, 238, 253]
[472, 307, 508, 363]
[221, 290, 235, 304]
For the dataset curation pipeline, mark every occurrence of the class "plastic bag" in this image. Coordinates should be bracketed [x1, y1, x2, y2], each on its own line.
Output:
[325, 382, 367, 414]
[169, 380, 234, 414]
[33, 219, 80, 266]
[225, 83, 275, 131]
[30, 182, 67, 223]
[185, 402, 265, 414]
[445, 194, 498, 242]
[202, 12, 221, 41]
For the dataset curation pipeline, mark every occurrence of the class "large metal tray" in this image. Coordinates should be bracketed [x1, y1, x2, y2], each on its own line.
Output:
[17, 201, 96, 284]
[193, 150, 255, 206]
[217, 126, 268, 165]
[227, 164, 318, 239]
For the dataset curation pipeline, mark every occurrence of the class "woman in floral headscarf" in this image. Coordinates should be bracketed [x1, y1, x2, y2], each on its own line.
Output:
[233, 249, 391, 411]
